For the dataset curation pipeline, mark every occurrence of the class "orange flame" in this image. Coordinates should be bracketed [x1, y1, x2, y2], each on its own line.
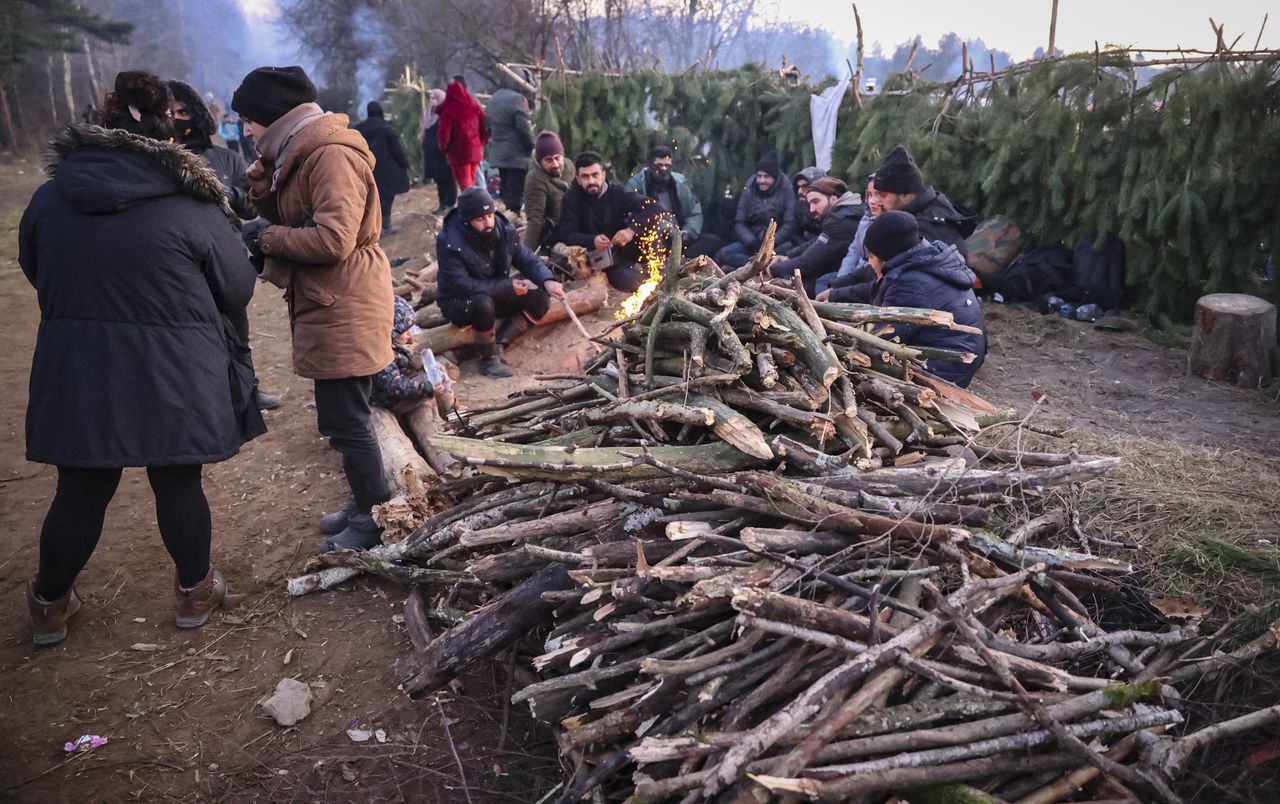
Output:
[616, 216, 674, 320]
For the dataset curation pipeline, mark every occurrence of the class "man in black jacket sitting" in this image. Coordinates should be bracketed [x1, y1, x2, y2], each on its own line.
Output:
[769, 177, 863, 296]
[871, 145, 976, 258]
[554, 151, 661, 293]
[437, 187, 566, 378]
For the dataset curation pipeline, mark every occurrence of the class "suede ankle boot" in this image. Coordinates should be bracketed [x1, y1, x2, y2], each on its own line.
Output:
[321, 512, 384, 552]
[174, 567, 226, 629]
[27, 583, 81, 647]
[318, 495, 357, 535]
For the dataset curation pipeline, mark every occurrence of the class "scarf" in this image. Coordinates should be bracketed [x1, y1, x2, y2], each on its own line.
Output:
[253, 102, 328, 190]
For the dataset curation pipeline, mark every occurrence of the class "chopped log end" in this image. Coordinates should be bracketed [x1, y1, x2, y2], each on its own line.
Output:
[1190, 292, 1277, 387]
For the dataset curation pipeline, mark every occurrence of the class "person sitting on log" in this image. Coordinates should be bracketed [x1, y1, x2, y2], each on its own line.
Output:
[437, 186, 566, 378]
[871, 145, 976, 258]
[626, 146, 717, 258]
[553, 151, 662, 293]
[371, 296, 435, 414]
[768, 176, 863, 297]
[715, 150, 798, 269]
[785, 166, 827, 257]
[860, 210, 987, 388]
[818, 171, 881, 301]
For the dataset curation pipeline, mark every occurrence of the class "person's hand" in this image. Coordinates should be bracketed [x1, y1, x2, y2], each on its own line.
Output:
[544, 280, 566, 299]
[245, 159, 271, 197]
[816, 289, 831, 302]
[241, 218, 269, 259]
[593, 234, 611, 251]
[513, 277, 535, 295]
[612, 228, 636, 247]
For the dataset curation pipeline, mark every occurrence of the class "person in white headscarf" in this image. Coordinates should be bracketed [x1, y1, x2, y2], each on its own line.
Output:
[419, 88, 455, 213]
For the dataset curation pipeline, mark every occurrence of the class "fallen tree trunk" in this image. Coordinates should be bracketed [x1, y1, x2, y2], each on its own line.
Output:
[370, 406, 432, 492]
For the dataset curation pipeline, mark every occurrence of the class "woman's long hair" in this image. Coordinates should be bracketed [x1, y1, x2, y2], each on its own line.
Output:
[100, 70, 175, 141]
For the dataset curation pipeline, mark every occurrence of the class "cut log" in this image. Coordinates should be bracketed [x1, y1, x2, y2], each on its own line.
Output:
[1189, 293, 1277, 388]
[370, 406, 432, 493]
[411, 275, 609, 354]
[395, 562, 574, 697]
[402, 402, 463, 478]
[414, 303, 446, 328]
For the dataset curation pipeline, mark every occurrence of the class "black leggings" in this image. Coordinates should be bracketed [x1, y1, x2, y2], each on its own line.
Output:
[36, 465, 211, 600]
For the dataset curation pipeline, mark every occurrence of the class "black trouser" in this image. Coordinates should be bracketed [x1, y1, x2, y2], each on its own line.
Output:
[425, 142, 457, 208]
[36, 465, 211, 600]
[685, 233, 726, 260]
[498, 168, 528, 215]
[314, 376, 392, 513]
[439, 289, 551, 332]
[380, 192, 396, 224]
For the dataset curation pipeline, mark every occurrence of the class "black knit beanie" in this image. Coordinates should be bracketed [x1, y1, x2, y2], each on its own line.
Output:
[366, 101, 384, 118]
[755, 149, 781, 179]
[864, 210, 921, 261]
[231, 66, 317, 126]
[458, 186, 496, 221]
[873, 145, 926, 195]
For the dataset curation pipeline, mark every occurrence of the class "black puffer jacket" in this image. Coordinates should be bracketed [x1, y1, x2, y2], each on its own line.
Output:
[733, 172, 797, 248]
[870, 240, 987, 387]
[437, 208, 554, 302]
[18, 124, 265, 467]
[771, 192, 863, 295]
[901, 187, 977, 258]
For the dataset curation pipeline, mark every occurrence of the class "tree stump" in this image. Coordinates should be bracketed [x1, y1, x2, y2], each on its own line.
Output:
[1189, 293, 1277, 388]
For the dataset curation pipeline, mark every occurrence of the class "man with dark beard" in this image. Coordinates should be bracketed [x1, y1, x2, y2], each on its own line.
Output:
[437, 187, 566, 378]
[554, 151, 663, 292]
[625, 145, 719, 257]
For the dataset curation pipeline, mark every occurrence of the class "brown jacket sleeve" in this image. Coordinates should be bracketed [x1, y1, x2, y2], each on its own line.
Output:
[259, 146, 369, 265]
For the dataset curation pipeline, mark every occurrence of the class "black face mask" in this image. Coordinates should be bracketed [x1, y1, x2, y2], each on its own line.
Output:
[175, 118, 202, 146]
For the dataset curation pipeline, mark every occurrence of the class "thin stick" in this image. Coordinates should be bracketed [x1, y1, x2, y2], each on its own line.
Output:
[437, 698, 475, 804]
[559, 297, 592, 340]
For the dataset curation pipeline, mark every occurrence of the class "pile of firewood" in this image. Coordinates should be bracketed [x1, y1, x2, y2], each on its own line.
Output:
[289, 229, 1280, 803]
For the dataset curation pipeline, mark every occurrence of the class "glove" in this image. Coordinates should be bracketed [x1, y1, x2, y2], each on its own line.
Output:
[241, 218, 269, 260]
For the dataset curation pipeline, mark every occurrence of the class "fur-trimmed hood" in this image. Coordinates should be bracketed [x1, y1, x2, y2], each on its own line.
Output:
[168, 80, 217, 139]
[47, 123, 236, 223]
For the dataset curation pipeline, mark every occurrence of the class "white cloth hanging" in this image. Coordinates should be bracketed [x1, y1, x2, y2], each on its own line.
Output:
[810, 77, 851, 172]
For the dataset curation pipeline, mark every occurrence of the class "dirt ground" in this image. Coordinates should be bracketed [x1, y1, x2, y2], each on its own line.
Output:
[1, 160, 1278, 802]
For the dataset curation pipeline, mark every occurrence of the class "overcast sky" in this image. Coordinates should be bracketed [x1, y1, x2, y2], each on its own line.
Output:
[767, 1, 1279, 60]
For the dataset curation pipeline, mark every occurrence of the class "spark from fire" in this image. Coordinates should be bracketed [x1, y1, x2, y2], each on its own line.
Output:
[616, 211, 676, 320]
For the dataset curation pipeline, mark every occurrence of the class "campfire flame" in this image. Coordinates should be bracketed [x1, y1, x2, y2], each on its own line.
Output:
[616, 215, 675, 320]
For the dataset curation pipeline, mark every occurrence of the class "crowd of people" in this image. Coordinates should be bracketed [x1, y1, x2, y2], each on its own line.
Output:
[18, 63, 987, 648]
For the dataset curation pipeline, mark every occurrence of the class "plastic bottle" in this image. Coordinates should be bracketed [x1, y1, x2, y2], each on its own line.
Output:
[1074, 303, 1102, 323]
[1044, 295, 1064, 315]
[1058, 302, 1075, 319]
[422, 348, 455, 418]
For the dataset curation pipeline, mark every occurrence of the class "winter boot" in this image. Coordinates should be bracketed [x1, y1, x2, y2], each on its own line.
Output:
[476, 332, 513, 378]
[27, 583, 81, 647]
[382, 214, 399, 235]
[321, 512, 384, 552]
[255, 387, 282, 411]
[317, 495, 358, 535]
[174, 567, 227, 629]
[496, 314, 534, 347]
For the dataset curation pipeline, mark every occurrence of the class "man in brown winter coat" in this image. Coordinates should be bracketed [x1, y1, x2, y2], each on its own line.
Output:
[233, 65, 395, 552]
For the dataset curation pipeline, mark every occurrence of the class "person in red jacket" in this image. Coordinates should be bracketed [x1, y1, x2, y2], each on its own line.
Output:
[436, 77, 489, 193]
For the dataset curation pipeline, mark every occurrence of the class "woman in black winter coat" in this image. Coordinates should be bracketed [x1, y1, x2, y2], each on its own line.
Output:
[17, 71, 265, 647]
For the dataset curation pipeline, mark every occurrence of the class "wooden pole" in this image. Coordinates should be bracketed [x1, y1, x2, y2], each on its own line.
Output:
[851, 3, 865, 108]
[1048, 0, 1060, 56]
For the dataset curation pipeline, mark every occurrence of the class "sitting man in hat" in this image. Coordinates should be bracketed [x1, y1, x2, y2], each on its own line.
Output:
[871, 145, 976, 257]
[768, 176, 863, 296]
[437, 186, 566, 378]
[861, 210, 986, 388]
[715, 150, 798, 269]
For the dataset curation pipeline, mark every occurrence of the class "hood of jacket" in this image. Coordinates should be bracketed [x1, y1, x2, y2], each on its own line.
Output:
[169, 79, 217, 139]
[46, 123, 235, 222]
[882, 239, 975, 290]
[793, 166, 827, 188]
[271, 113, 374, 190]
[828, 191, 863, 217]
[443, 82, 483, 115]
[903, 186, 974, 227]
